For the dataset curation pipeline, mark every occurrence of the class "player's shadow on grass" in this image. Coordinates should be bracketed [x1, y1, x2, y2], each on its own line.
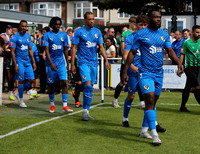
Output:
[77, 128, 150, 144]
[156, 106, 200, 115]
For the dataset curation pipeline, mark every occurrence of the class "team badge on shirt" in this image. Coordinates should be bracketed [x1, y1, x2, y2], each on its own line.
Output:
[19, 76, 22, 79]
[27, 39, 29, 42]
[144, 85, 149, 90]
[61, 37, 64, 42]
[128, 87, 132, 92]
[95, 34, 98, 38]
[161, 37, 165, 42]
[48, 78, 52, 82]
[82, 75, 86, 80]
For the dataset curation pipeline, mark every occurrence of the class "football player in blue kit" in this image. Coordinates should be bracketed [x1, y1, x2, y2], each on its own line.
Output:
[10, 20, 36, 108]
[122, 11, 184, 145]
[43, 17, 73, 113]
[71, 12, 110, 121]
[122, 15, 148, 128]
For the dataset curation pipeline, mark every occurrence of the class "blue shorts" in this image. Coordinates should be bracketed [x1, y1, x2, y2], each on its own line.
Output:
[139, 72, 163, 96]
[79, 65, 98, 85]
[15, 61, 34, 81]
[124, 75, 139, 94]
[46, 65, 67, 84]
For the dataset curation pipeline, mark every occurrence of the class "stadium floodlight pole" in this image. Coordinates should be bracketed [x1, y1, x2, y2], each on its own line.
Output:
[101, 55, 104, 103]
[0, 57, 3, 105]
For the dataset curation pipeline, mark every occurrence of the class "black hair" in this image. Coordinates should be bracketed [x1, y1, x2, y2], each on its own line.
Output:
[84, 12, 94, 20]
[49, 17, 62, 28]
[192, 25, 200, 32]
[43, 26, 50, 32]
[19, 20, 27, 25]
[136, 15, 149, 24]
[147, 10, 160, 17]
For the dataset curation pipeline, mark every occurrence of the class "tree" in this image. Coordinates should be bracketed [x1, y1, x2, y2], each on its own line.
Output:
[90, 0, 199, 15]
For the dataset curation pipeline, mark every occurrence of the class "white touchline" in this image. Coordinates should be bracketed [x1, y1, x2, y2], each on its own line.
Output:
[0, 103, 103, 139]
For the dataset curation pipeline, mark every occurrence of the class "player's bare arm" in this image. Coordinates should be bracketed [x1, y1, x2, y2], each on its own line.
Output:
[99, 44, 110, 70]
[121, 49, 136, 85]
[28, 46, 36, 71]
[166, 47, 184, 77]
[45, 46, 57, 71]
[124, 49, 138, 74]
[10, 47, 19, 73]
[63, 46, 69, 71]
[71, 44, 78, 74]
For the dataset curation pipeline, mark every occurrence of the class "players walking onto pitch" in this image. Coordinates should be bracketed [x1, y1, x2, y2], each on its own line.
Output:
[10, 20, 36, 108]
[178, 25, 200, 112]
[43, 17, 73, 113]
[122, 10, 183, 145]
[71, 12, 110, 121]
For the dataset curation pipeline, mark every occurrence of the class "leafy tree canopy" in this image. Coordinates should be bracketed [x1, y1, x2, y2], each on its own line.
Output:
[90, 0, 198, 15]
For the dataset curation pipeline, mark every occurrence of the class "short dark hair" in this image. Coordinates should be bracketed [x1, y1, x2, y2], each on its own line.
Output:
[106, 35, 115, 45]
[84, 12, 94, 19]
[19, 20, 27, 25]
[129, 16, 136, 23]
[136, 15, 149, 24]
[192, 25, 200, 32]
[49, 17, 62, 28]
[43, 26, 50, 32]
[182, 28, 190, 33]
[147, 10, 160, 17]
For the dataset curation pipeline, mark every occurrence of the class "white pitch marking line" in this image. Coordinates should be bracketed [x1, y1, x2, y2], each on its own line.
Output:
[0, 103, 103, 139]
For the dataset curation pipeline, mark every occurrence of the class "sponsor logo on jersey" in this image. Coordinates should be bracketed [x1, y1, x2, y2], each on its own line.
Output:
[86, 41, 96, 48]
[82, 75, 86, 80]
[95, 34, 98, 38]
[144, 85, 149, 90]
[149, 46, 162, 54]
[161, 36, 165, 42]
[21, 45, 28, 50]
[52, 44, 62, 50]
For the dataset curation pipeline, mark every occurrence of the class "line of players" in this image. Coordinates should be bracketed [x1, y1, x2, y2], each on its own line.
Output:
[11, 10, 200, 145]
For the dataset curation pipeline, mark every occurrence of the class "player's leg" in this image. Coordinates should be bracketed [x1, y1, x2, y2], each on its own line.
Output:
[122, 76, 137, 127]
[138, 85, 145, 109]
[112, 64, 125, 108]
[139, 74, 161, 144]
[72, 66, 83, 108]
[46, 66, 56, 113]
[14, 62, 26, 107]
[79, 65, 95, 120]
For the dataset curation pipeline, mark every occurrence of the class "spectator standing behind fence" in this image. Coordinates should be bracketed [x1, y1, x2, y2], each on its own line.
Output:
[43, 17, 73, 113]
[178, 25, 200, 112]
[10, 20, 36, 108]
[71, 12, 110, 121]
[171, 30, 185, 65]
[106, 36, 116, 64]
[182, 29, 190, 39]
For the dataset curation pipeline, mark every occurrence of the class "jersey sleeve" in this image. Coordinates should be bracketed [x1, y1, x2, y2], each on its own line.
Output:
[97, 30, 104, 45]
[42, 33, 49, 46]
[110, 45, 116, 53]
[124, 34, 132, 50]
[131, 33, 142, 51]
[10, 35, 17, 48]
[164, 35, 171, 49]
[72, 30, 80, 45]
[28, 35, 32, 47]
[64, 33, 69, 47]
[180, 40, 187, 55]
[121, 31, 125, 42]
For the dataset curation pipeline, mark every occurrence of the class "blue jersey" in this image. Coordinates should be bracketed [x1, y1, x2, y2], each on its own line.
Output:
[73, 26, 103, 66]
[43, 31, 68, 67]
[30, 43, 39, 63]
[10, 32, 31, 63]
[171, 38, 185, 58]
[131, 27, 171, 74]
